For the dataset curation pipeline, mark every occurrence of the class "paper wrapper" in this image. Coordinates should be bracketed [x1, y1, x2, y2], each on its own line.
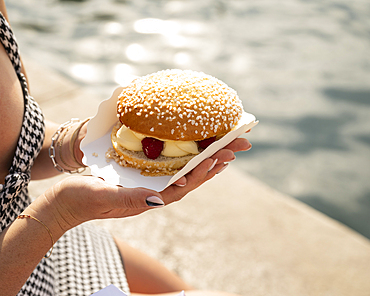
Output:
[91, 285, 185, 296]
[81, 86, 258, 191]
[91, 285, 126, 296]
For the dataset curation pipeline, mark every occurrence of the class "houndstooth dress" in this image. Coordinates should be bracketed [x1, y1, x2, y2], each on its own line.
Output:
[0, 13, 130, 296]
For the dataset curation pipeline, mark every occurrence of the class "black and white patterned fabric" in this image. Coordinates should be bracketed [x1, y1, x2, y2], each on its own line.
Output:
[0, 13, 129, 295]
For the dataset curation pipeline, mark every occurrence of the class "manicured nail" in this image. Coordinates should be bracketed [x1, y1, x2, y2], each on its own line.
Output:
[146, 196, 165, 207]
[208, 158, 218, 172]
[226, 155, 236, 163]
[216, 163, 229, 174]
[173, 177, 187, 187]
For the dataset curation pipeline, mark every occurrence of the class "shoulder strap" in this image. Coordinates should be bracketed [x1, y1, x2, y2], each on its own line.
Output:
[0, 12, 22, 75]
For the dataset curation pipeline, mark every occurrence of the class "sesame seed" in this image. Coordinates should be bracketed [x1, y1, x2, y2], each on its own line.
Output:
[117, 69, 243, 140]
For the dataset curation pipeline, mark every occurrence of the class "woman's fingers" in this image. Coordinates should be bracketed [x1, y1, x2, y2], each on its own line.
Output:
[111, 185, 164, 209]
[54, 176, 167, 226]
[160, 158, 215, 204]
[63, 138, 253, 222]
[169, 137, 251, 188]
[210, 149, 235, 163]
[222, 137, 251, 153]
[198, 160, 229, 184]
[182, 158, 216, 189]
[88, 177, 164, 210]
[172, 176, 187, 187]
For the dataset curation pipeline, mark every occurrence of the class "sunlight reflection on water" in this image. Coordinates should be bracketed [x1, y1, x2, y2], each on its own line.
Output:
[134, 18, 180, 36]
[114, 63, 136, 85]
[7, 0, 370, 239]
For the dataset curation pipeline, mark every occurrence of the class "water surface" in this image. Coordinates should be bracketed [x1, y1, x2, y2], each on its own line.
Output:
[7, 0, 370, 238]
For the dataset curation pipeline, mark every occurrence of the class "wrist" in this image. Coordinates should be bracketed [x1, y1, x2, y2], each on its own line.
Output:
[29, 180, 84, 235]
[49, 118, 89, 174]
[72, 118, 89, 166]
[46, 178, 91, 230]
[25, 190, 69, 243]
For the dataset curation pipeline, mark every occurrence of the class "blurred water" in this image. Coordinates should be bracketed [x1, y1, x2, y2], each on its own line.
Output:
[6, 0, 370, 238]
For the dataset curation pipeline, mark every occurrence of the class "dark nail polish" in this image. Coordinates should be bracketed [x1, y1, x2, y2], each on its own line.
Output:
[146, 196, 165, 207]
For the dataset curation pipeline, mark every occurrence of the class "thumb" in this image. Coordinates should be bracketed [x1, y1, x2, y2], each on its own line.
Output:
[114, 186, 165, 209]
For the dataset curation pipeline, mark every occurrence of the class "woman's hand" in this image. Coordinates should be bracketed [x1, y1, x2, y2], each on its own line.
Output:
[40, 137, 251, 233]
[163, 137, 252, 204]
[41, 176, 164, 232]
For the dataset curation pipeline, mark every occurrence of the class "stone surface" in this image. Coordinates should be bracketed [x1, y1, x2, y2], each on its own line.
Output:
[26, 57, 370, 296]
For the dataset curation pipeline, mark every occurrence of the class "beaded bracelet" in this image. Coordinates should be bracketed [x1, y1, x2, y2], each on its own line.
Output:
[17, 214, 54, 258]
[49, 118, 86, 174]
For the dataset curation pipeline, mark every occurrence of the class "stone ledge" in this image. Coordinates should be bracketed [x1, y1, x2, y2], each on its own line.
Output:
[25, 57, 370, 296]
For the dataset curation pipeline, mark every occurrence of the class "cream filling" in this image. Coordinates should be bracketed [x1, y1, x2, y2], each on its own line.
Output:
[116, 124, 199, 157]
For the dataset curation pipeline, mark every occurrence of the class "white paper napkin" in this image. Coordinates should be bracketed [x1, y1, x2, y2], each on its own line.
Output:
[91, 285, 186, 296]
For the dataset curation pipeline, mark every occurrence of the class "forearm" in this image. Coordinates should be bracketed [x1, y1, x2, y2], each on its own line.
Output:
[31, 119, 88, 180]
[30, 119, 61, 179]
[0, 191, 68, 295]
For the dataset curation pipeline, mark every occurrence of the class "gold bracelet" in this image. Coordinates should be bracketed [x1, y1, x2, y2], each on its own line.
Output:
[17, 214, 54, 258]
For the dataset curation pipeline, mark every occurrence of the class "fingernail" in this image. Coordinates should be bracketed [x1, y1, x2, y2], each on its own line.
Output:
[208, 158, 218, 172]
[226, 155, 236, 163]
[173, 177, 187, 187]
[216, 163, 229, 174]
[146, 196, 165, 207]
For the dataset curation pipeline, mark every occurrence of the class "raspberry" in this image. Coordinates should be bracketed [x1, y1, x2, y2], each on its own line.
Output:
[197, 136, 216, 149]
[141, 137, 164, 159]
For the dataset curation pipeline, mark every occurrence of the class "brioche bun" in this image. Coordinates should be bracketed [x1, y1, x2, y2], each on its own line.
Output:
[109, 69, 244, 176]
[117, 69, 243, 141]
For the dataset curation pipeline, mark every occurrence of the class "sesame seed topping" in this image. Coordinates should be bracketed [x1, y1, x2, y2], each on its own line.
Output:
[117, 69, 243, 141]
